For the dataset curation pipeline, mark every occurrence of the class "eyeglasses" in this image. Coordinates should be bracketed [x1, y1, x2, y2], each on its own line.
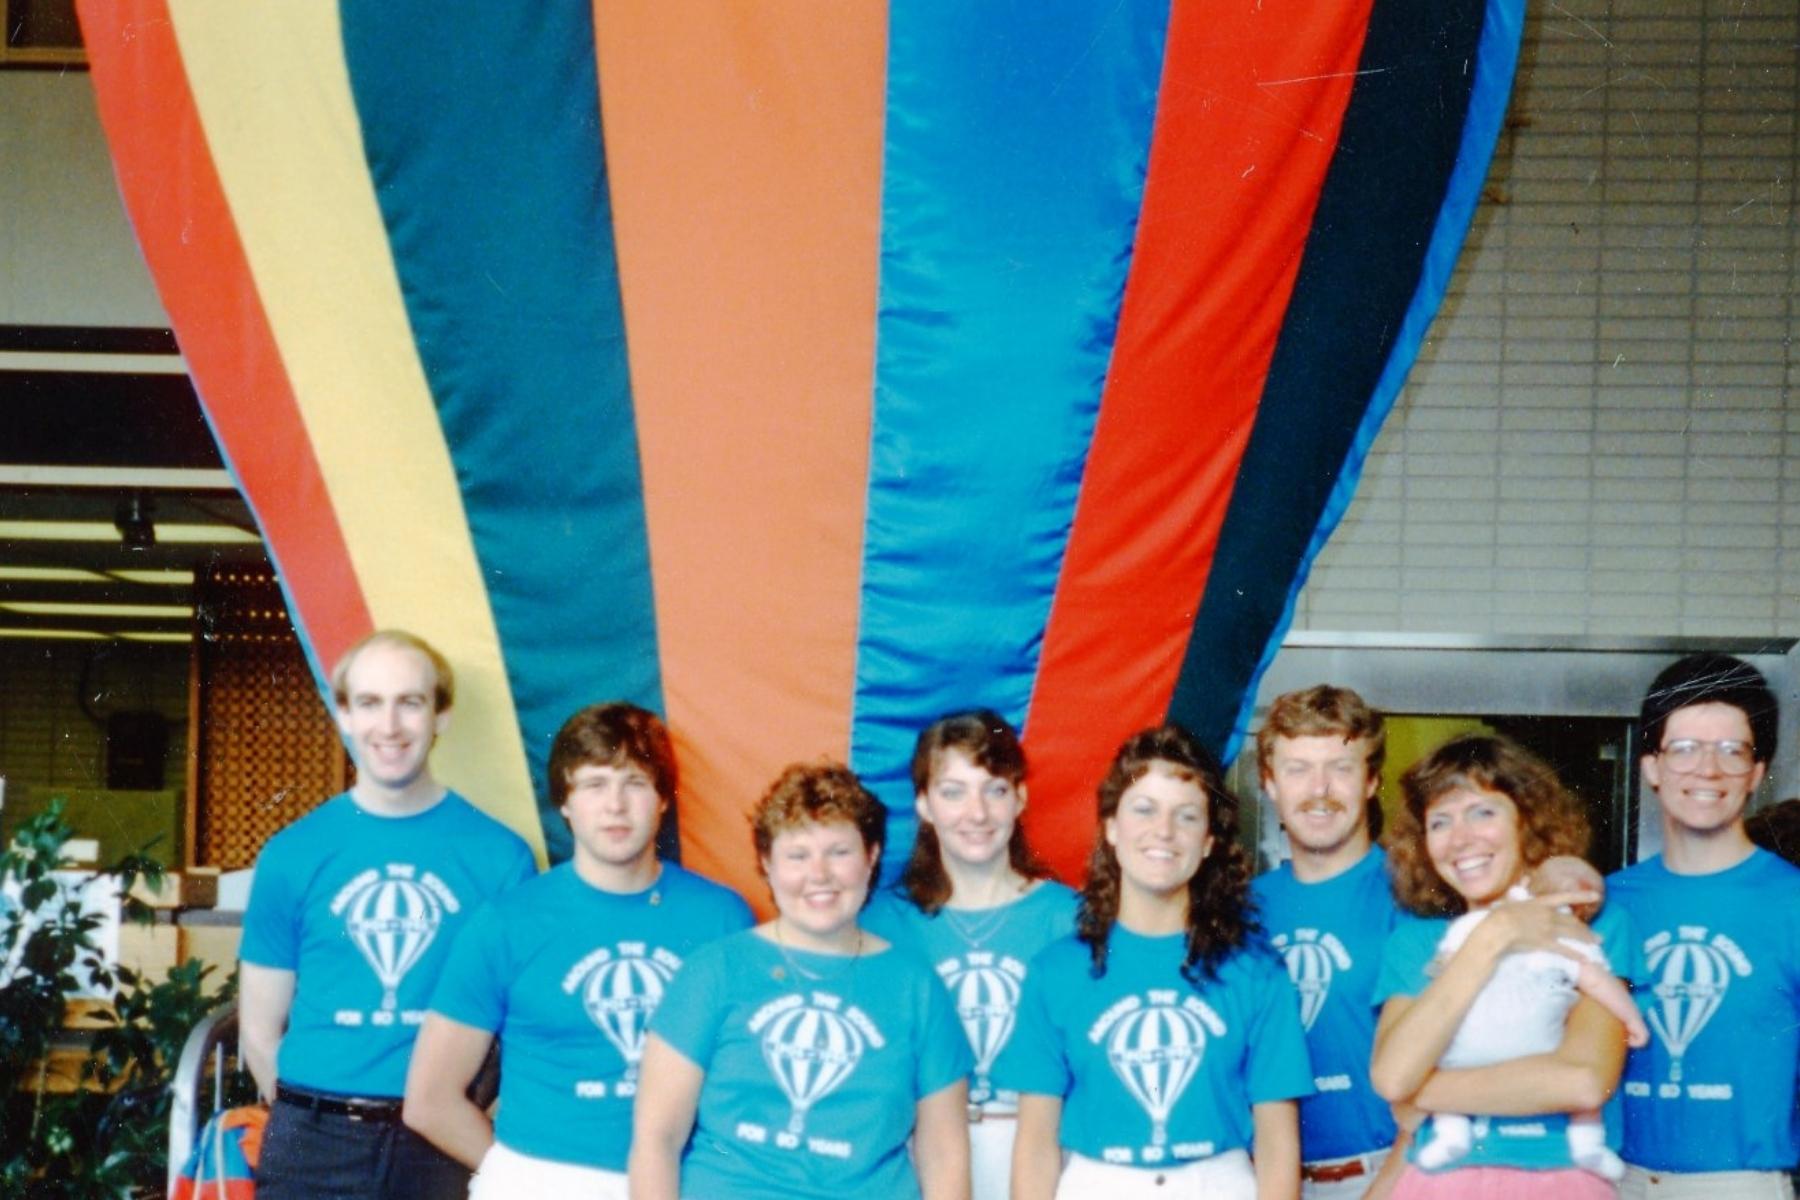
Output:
[1658, 739, 1758, 776]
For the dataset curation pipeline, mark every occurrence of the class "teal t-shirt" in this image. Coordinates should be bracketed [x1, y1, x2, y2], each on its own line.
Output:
[1250, 848, 1400, 1160]
[1610, 849, 1800, 1171]
[1373, 904, 1634, 1172]
[999, 928, 1313, 1167]
[427, 861, 752, 1169]
[239, 792, 537, 1097]
[862, 880, 1078, 1108]
[650, 930, 972, 1200]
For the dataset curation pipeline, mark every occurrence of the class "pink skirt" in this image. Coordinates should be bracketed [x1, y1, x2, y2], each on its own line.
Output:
[1392, 1165, 1616, 1200]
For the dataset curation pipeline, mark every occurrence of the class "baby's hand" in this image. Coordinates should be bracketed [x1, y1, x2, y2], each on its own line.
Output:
[1531, 855, 1604, 923]
[1624, 1008, 1651, 1048]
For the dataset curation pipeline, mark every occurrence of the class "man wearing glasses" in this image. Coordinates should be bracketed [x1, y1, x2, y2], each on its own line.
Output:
[1609, 653, 1799, 1199]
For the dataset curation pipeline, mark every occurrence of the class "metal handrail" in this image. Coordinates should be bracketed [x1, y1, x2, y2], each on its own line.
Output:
[166, 1002, 240, 1198]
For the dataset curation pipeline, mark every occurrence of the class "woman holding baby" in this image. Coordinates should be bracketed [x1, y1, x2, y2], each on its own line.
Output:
[1370, 734, 1641, 1199]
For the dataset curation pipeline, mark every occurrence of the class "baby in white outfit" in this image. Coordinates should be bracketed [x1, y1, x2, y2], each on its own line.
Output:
[1416, 856, 1649, 1179]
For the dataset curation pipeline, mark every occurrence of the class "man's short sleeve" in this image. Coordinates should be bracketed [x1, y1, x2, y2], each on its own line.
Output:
[239, 838, 300, 970]
[1591, 903, 1635, 980]
[498, 839, 537, 891]
[427, 903, 510, 1033]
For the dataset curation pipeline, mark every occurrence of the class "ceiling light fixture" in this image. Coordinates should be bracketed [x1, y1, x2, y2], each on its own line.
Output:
[111, 569, 198, 586]
[0, 521, 259, 545]
[0, 567, 106, 583]
[0, 601, 194, 619]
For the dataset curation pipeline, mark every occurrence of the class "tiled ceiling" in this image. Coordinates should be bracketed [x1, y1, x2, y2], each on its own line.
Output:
[3, 324, 271, 644]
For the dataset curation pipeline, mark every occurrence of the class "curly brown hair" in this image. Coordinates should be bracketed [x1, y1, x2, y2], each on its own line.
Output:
[1077, 724, 1257, 987]
[750, 760, 887, 874]
[900, 710, 1051, 914]
[1386, 733, 1590, 917]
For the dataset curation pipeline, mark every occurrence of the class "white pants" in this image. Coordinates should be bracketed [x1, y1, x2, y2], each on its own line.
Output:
[1303, 1149, 1391, 1200]
[468, 1140, 628, 1200]
[970, 1115, 1017, 1200]
[1620, 1165, 1795, 1200]
[1056, 1148, 1256, 1200]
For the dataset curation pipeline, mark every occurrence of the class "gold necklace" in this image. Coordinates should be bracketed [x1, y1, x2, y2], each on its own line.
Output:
[771, 919, 864, 983]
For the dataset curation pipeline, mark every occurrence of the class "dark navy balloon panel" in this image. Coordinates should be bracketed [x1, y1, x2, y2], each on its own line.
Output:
[77, 0, 1524, 897]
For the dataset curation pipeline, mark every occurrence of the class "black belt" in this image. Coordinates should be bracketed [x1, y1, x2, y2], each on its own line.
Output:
[276, 1083, 404, 1123]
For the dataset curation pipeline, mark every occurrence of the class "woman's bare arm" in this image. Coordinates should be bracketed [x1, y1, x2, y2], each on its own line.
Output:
[1251, 1100, 1300, 1200]
[1010, 1093, 1064, 1200]
[1369, 895, 1597, 1102]
[913, 1080, 971, 1200]
[627, 1035, 703, 1200]
[401, 1015, 497, 1169]
[1408, 995, 1628, 1116]
[238, 962, 294, 1102]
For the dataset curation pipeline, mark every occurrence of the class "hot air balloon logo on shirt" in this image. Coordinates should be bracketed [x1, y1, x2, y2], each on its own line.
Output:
[1271, 930, 1352, 1033]
[331, 865, 458, 1013]
[941, 952, 1025, 1093]
[750, 991, 884, 1143]
[1098, 990, 1228, 1148]
[574, 943, 680, 1080]
[1644, 926, 1752, 1084]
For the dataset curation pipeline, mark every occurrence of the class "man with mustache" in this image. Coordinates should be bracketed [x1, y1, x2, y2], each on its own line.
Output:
[1251, 685, 1407, 1199]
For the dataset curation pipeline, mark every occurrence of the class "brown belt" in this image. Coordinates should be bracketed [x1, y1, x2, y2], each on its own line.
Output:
[967, 1105, 1019, 1124]
[1300, 1155, 1372, 1183]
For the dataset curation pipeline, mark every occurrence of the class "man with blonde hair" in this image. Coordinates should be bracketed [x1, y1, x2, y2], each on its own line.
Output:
[240, 630, 536, 1200]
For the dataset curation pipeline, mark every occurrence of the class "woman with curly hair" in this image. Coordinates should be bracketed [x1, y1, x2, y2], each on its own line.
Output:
[1002, 724, 1311, 1200]
[628, 760, 972, 1200]
[1370, 734, 1634, 1199]
[861, 710, 1078, 1200]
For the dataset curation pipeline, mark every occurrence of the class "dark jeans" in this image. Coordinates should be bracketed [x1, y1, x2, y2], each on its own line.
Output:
[257, 1094, 470, 1200]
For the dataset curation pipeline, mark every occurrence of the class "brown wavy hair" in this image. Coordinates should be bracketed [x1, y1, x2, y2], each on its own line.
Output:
[750, 760, 887, 901]
[1077, 724, 1257, 987]
[547, 702, 677, 809]
[1387, 733, 1590, 917]
[900, 709, 1051, 914]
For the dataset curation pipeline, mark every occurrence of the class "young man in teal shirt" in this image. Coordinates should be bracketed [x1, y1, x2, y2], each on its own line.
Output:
[404, 702, 750, 1199]
[1611, 654, 1800, 1199]
[1250, 685, 1408, 1199]
[240, 630, 536, 1200]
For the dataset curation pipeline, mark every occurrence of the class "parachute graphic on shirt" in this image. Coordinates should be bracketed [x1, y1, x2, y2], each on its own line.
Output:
[945, 957, 1023, 1079]
[761, 1001, 867, 1136]
[1106, 1000, 1208, 1147]
[343, 874, 443, 1011]
[1646, 933, 1737, 1084]
[581, 951, 677, 1078]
